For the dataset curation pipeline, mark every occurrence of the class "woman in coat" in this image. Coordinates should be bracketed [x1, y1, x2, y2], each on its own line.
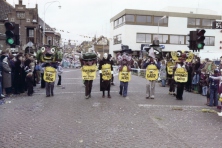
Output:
[2, 56, 12, 95]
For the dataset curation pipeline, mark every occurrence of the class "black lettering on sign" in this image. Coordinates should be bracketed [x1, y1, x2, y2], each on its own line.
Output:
[45, 76, 53, 81]
[177, 77, 185, 81]
[147, 74, 156, 78]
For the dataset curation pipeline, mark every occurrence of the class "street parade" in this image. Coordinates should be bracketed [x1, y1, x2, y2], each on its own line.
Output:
[2, 0, 222, 147]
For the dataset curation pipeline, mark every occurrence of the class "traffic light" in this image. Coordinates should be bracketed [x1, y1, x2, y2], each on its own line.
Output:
[196, 29, 205, 50]
[14, 24, 20, 45]
[5, 22, 15, 47]
[188, 31, 197, 51]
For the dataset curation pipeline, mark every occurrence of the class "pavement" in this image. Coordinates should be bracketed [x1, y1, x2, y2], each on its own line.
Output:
[0, 68, 222, 148]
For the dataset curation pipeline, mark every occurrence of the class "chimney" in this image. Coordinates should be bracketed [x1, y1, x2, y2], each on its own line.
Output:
[19, 0, 22, 5]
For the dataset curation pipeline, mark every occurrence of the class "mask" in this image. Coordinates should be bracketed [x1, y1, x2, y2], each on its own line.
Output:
[103, 53, 108, 59]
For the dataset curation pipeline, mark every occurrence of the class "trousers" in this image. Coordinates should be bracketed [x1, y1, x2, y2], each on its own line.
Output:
[45, 82, 54, 96]
[84, 80, 93, 97]
[119, 81, 128, 97]
[146, 81, 156, 97]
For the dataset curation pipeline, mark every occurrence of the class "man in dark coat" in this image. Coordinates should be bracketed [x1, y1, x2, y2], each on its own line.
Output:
[99, 53, 113, 98]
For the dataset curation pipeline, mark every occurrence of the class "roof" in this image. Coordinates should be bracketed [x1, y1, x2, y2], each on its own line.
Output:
[0, 0, 14, 20]
[110, 9, 222, 22]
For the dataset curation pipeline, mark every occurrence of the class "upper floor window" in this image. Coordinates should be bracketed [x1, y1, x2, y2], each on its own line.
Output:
[188, 18, 215, 28]
[125, 15, 135, 22]
[154, 16, 168, 26]
[136, 15, 146, 23]
[153, 34, 169, 44]
[113, 34, 122, 45]
[136, 33, 151, 43]
[170, 35, 185, 44]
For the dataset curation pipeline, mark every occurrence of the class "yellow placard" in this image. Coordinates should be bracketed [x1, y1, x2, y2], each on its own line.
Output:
[81, 64, 97, 80]
[119, 66, 131, 82]
[101, 64, 112, 80]
[174, 67, 188, 83]
[43, 66, 56, 82]
[145, 64, 159, 81]
[171, 51, 178, 62]
[185, 52, 194, 63]
[167, 61, 174, 75]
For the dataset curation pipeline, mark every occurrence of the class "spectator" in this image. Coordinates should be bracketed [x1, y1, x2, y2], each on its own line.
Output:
[57, 62, 63, 86]
[2, 56, 12, 96]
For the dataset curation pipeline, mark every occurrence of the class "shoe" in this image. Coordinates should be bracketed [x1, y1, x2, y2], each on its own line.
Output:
[146, 96, 150, 99]
[119, 92, 122, 96]
[218, 112, 222, 116]
[1, 94, 5, 98]
[173, 93, 176, 96]
[150, 95, 154, 99]
[46, 95, 50, 97]
[108, 95, 111, 98]
[102, 95, 105, 98]
[111, 83, 115, 86]
[51, 93, 54, 96]
[169, 92, 172, 95]
[85, 95, 90, 99]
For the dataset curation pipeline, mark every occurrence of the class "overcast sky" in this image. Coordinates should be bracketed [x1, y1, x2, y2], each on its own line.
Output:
[6, 0, 222, 45]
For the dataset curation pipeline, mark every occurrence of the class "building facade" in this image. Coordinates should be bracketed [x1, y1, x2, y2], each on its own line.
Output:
[110, 9, 222, 59]
[0, 0, 61, 54]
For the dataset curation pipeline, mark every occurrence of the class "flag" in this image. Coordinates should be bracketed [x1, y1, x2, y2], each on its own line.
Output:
[148, 47, 155, 58]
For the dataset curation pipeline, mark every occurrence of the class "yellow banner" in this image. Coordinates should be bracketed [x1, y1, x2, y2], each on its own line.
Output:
[119, 71, 131, 82]
[167, 61, 174, 75]
[102, 64, 112, 80]
[174, 67, 188, 83]
[145, 64, 159, 81]
[81, 64, 97, 80]
[43, 67, 56, 82]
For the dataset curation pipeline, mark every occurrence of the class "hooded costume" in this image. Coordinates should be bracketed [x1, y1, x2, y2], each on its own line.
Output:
[99, 53, 113, 98]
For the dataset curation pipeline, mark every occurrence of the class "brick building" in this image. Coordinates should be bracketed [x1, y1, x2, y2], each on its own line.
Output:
[0, 0, 61, 54]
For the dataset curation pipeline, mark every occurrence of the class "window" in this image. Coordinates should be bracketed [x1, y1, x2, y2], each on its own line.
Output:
[136, 15, 146, 23]
[113, 34, 122, 45]
[186, 36, 190, 45]
[119, 17, 123, 24]
[154, 16, 168, 25]
[147, 16, 151, 23]
[17, 12, 25, 19]
[188, 18, 195, 26]
[205, 36, 215, 46]
[202, 19, 214, 27]
[125, 15, 135, 22]
[28, 29, 34, 37]
[136, 34, 145, 43]
[136, 33, 151, 43]
[170, 35, 185, 44]
[153, 34, 168, 44]
[188, 18, 215, 28]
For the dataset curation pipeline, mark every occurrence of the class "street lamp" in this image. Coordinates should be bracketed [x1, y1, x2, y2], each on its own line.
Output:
[43, 1, 61, 45]
[157, 15, 167, 39]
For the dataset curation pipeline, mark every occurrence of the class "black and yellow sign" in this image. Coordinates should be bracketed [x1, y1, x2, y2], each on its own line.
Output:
[119, 66, 131, 82]
[81, 64, 97, 80]
[174, 67, 188, 83]
[146, 64, 159, 81]
[167, 61, 174, 75]
[43, 67, 56, 82]
[102, 64, 112, 80]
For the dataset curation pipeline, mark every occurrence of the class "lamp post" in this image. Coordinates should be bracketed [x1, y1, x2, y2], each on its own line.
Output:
[43, 1, 61, 45]
[157, 15, 167, 39]
[157, 15, 166, 58]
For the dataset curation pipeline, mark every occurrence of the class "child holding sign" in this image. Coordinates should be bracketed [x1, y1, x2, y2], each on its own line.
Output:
[42, 63, 57, 97]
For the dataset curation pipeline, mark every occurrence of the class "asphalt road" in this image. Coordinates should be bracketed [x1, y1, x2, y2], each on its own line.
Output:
[0, 68, 222, 148]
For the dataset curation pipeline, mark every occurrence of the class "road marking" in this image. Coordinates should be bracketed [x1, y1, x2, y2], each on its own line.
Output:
[34, 90, 164, 95]
[138, 104, 207, 108]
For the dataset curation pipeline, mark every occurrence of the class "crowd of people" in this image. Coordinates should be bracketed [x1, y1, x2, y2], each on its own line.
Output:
[0, 49, 63, 99]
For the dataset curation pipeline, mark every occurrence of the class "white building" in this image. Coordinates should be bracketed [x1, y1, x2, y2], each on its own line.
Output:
[109, 8, 222, 60]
